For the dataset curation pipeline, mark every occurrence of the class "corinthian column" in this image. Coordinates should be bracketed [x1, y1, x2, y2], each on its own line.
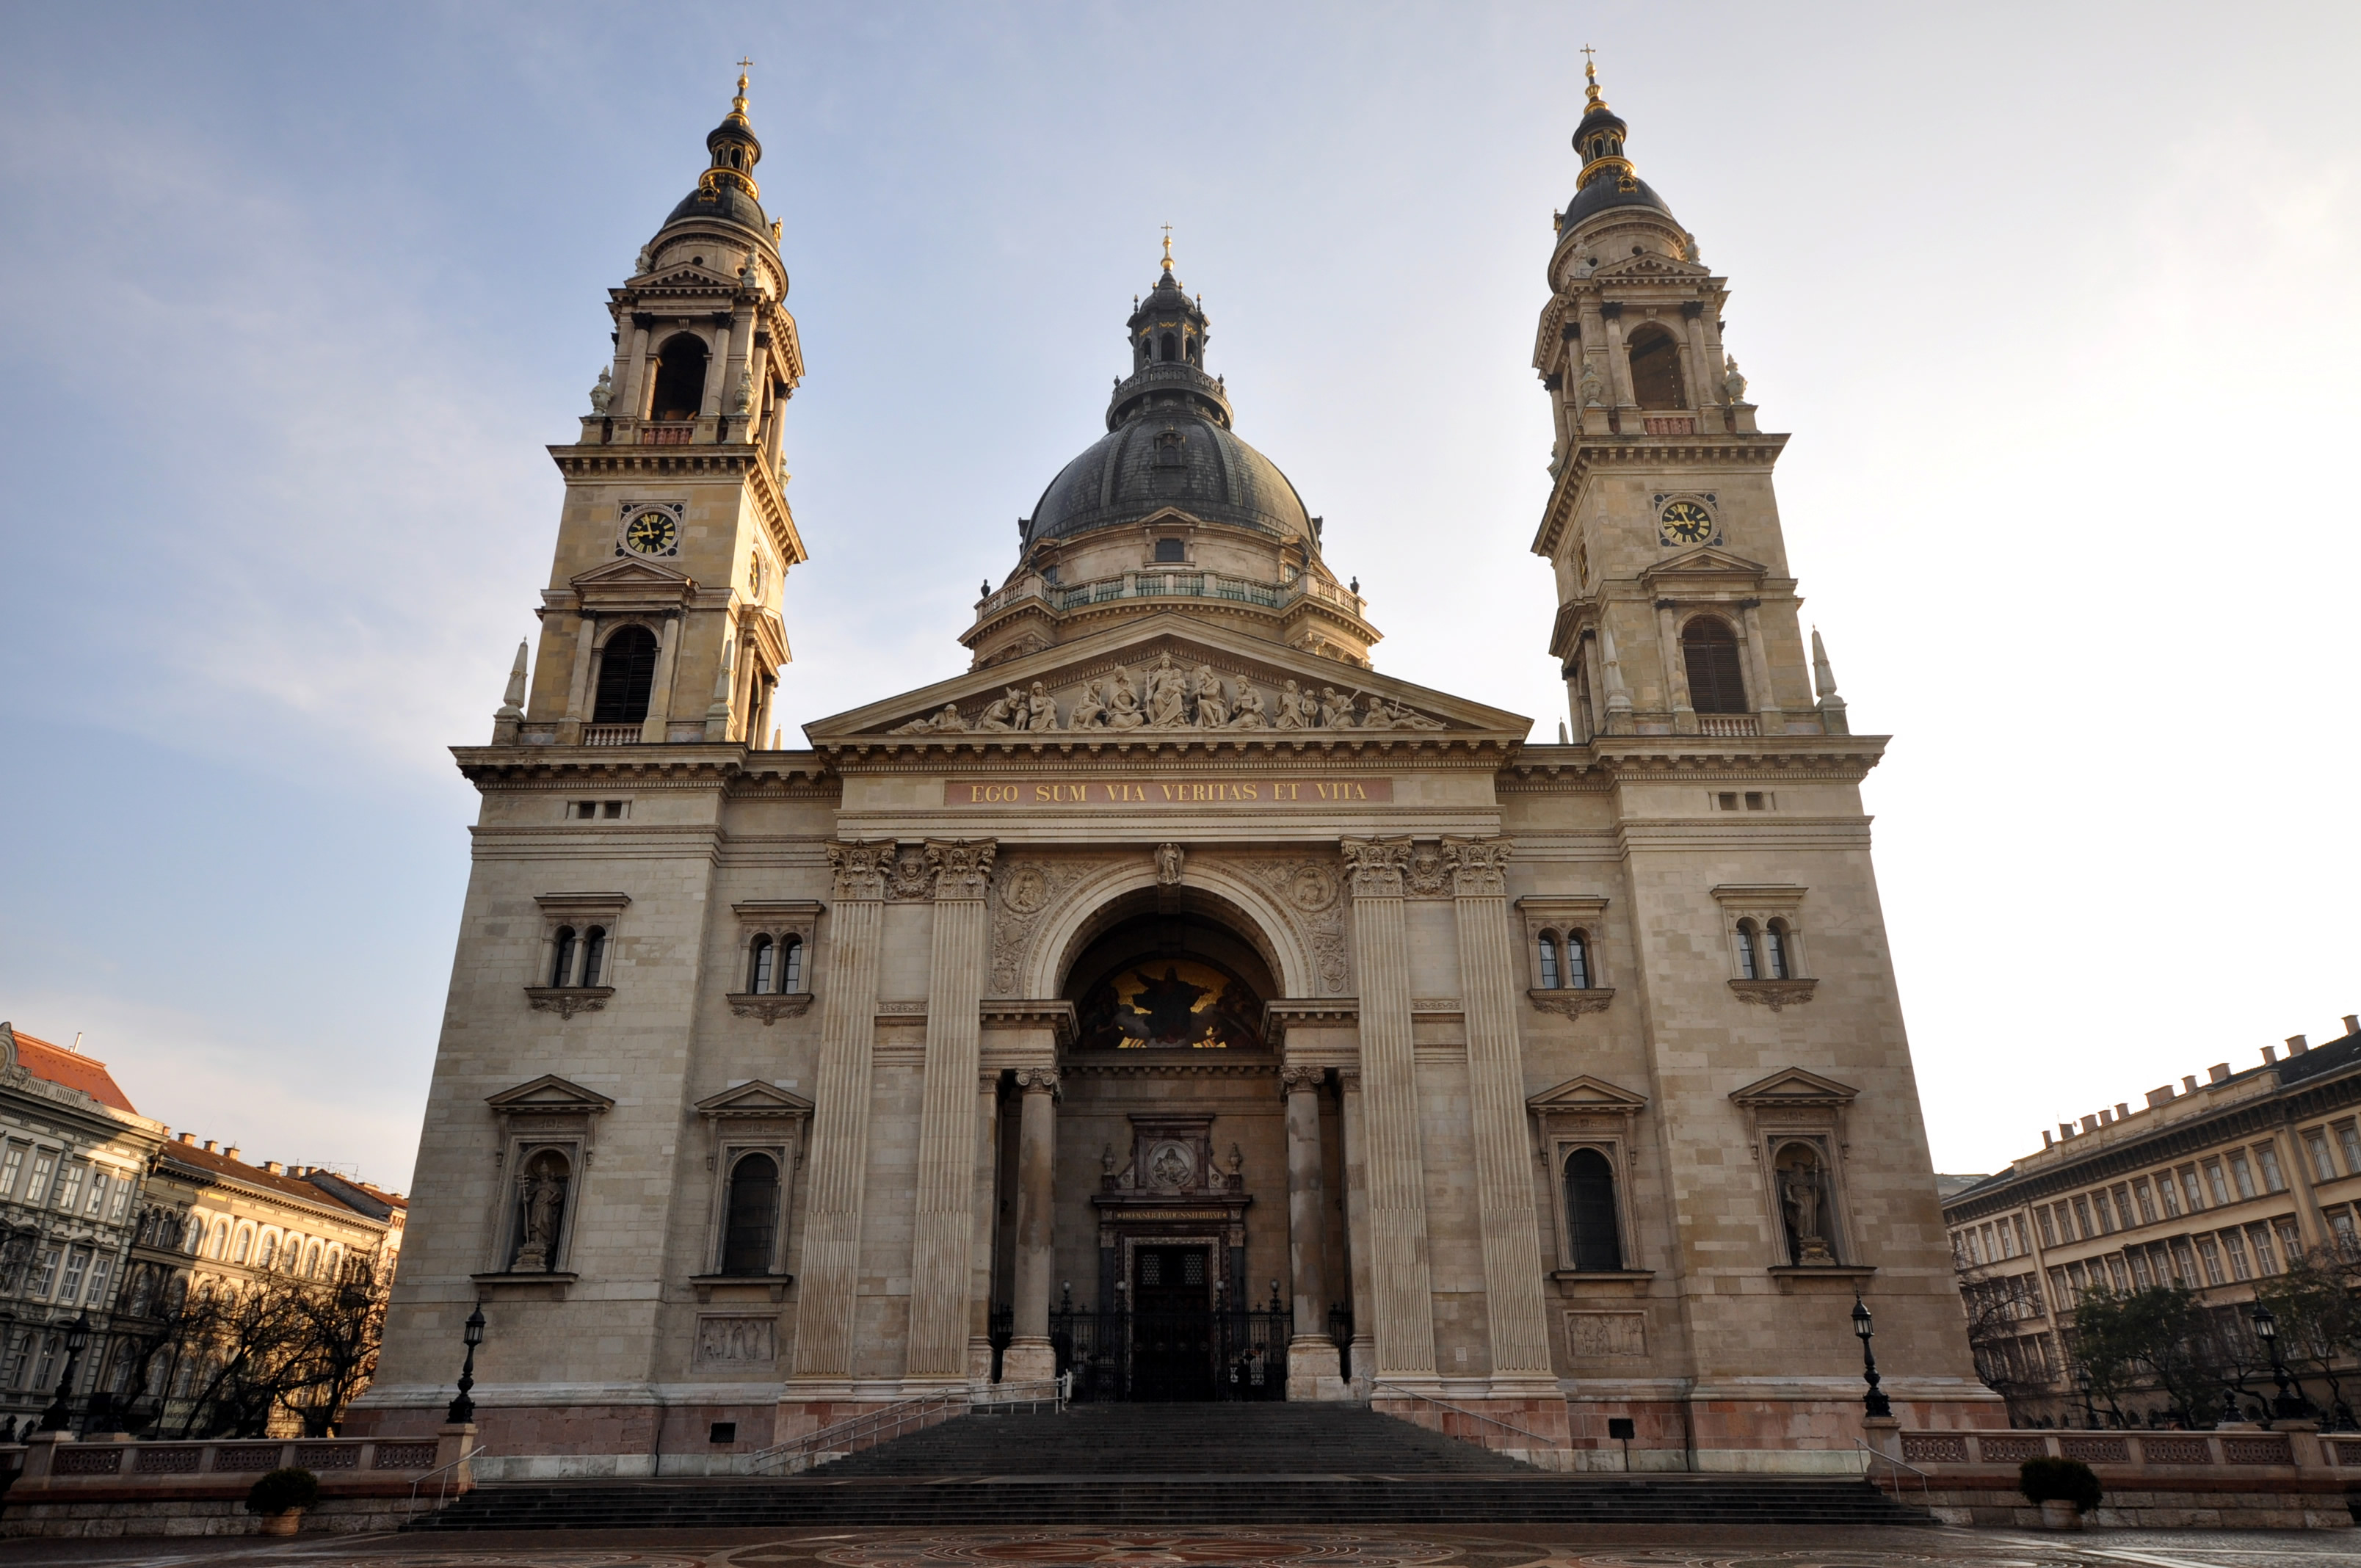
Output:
[790, 842, 892, 1380]
[907, 839, 997, 1381]
[1341, 837, 1437, 1379]
[1443, 836, 1556, 1387]
[1281, 1063, 1339, 1398]
[1337, 1067, 1376, 1384]
[1002, 1067, 1060, 1383]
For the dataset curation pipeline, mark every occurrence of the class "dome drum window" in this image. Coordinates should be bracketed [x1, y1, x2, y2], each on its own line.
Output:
[728, 899, 822, 1024]
[526, 892, 630, 1018]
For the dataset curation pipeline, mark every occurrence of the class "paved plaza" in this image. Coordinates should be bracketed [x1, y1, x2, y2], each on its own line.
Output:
[2, 1525, 2354, 1568]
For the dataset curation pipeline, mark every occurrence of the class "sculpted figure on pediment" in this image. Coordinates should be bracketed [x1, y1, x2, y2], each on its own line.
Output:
[1228, 684, 1267, 727]
[1192, 667, 1228, 727]
[891, 702, 965, 735]
[1146, 653, 1189, 727]
[1319, 687, 1357, 728]
[1105, 667, 1146, 728]
[1022, 680, 1061, 731]
[976, 689, 1021, 731]
[1273, 680, 1308, 729]
[1357, 694, 1394, 730]
[1069, 680, 1108, 729]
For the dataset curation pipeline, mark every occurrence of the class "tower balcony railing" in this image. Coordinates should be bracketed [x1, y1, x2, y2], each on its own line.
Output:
[637, 421, 695, 446]
[976, 568, 1366, 623]
[1696, 714, 1761, 738]
[581, 725, 643, 746]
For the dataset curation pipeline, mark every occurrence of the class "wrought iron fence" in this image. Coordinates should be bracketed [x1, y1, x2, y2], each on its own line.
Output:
[1042, 1300, 1291, 1403]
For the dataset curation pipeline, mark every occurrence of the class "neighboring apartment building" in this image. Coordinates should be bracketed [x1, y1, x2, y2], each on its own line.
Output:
[0, 1023, 169, 1434]
[1941, 1017, 2361, 1421]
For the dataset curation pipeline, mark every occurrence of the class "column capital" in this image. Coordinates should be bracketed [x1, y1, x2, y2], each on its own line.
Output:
[1340, 836, 1414, 899]
[1279, 1063, 1325, 1092]
[826, 840, 896, 901]
[925, 838, 998, 900]
[1012, 1066, 1061, 1096]
[1441, 835, 1514, 898]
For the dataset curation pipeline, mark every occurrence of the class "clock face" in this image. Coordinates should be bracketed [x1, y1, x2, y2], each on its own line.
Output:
[1658, 499, 1715, 546]
[624, 509, 678, 556]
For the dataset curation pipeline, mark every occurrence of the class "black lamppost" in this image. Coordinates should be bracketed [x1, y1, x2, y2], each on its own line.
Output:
[36, 1311, 93, 1433]
[1850, 1292, 1891, 1418]
[445, 1301, 486, 1423]
[2077, 1365, 2100, 1429]
[2249, 1302, 2306, 1422]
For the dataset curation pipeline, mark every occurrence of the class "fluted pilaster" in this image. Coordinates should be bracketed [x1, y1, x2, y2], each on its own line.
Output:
[906, 839, 997, 1378]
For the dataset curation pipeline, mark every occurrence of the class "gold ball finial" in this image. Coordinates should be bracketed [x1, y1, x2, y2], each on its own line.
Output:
[1581, 44, 1607, 110]
[733, 56, 753, 116]
[1160, 224, 1175, 273]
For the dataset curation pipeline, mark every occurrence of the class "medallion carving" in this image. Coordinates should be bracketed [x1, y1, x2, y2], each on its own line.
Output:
[1237, 858, 1350, 994]
[884, 844, 936, 901]
[988, 858, 1092, 995]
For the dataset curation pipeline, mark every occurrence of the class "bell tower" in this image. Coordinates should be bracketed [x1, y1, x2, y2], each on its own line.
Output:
[500, 67, 807, 750]
[1531, 57, 1846, 744]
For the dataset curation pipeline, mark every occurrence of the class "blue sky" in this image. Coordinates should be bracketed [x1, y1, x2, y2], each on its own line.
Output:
[2, 2, 2356, 1190]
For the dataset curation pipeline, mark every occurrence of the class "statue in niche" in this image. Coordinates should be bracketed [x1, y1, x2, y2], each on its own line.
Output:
[1104, 668, 1145, 728]
[1022, 680, 1060, 730]
[512, 1150, 570, 1273]
[588, 369, 613, 414]
[1155, 842, 1185, 885]
[1228, 684, 1267, 727]
[975, 689, 1021, 731]
[1273, 680, 1308, 729]
[1776, 1144, 1837, 1266]
[1069, 680, 1107, 729]
[1723, 354, 1749, 405]
[1192, 667, 1228, 727]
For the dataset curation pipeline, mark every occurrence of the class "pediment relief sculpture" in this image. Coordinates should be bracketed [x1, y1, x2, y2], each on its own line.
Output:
[885, 648, 1447, 738]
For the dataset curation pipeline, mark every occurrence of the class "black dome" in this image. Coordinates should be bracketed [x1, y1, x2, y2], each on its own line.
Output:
[661, 181, 770, 236]
[1025, 404, 1313, 549]
[1559, 171, 1676, 233]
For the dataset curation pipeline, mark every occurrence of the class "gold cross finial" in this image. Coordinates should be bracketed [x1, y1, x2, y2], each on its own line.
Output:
[1581, 45, 1607, 109]
[733, 57, 753, 114]
[1160, 225, 1174, 272]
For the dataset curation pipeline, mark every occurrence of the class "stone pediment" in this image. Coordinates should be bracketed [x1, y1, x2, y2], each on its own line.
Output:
[1728, 1067, 1859, 1109]
[568, 556, 698, 611]
[804, 613, 1530, 752]
[1638, 545, 1766, 591]
[694, 1080, 815, 1120]
[1528, 1074, 1649, 1117]
[487, 1074, 617, 1117]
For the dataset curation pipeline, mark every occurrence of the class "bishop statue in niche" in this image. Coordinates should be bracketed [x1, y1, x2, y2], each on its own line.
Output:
[1774, 1142, 1837, 1266]
[510, 1150, 572, 1273]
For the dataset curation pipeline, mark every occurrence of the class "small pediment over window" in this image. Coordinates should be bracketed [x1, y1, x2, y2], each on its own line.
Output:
[487, 1074, 617, 1117]
[694, 1080, 815, 1121]
[1528, 1074, 1648, 1117]
[1728, 1067, 1859, 1109]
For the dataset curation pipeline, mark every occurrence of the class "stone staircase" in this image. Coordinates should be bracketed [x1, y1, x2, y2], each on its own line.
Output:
[411, 1404, 1933, 1530]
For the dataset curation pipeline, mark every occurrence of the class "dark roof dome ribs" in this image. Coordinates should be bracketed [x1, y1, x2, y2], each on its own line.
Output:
[1020, 239, 1319, 552]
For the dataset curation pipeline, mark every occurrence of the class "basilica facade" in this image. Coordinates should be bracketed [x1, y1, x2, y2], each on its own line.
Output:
[352, 64, 1998, 1471]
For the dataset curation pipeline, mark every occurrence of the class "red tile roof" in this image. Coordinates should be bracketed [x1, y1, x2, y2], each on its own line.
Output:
[164, 1138, 376, 1211]
[10, 1028, 138, 1114]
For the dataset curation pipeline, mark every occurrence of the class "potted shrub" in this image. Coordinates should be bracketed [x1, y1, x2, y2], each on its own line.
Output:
[245, 1466, 320, 1536]
[2019, 1454, 2102, 1530]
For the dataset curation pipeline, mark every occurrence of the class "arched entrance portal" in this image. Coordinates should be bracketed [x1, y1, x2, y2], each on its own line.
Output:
[999, 894, 1315, 1400]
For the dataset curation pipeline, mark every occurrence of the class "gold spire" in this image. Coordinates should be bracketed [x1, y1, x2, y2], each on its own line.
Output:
[1160, 224, 1175, 274]
[1581, 44, 1607, 112]
[732, 57, 752, 120]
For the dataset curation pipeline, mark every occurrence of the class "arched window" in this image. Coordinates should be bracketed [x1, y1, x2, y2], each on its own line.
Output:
[1185, 335, 1201, 366]
[1680, 618, 1749, 714]
[1537, 932, 1562, 990]
[1563, 929, 1591, 990]
[231, 1228, 251, 1264]
[648, 333, 709, 421]
[185, 1222, 205, 1256]
[210, 1221, 230, 1260]
[324, 1246, 344, 1280]
[256, 1233, 276, 1269]
[1735, 919, 1761, 979]
[780, 935, 804, 992]
[720, 1152, 780, 1275]
[302, 1242, 322, 1279]
[1564, 1148, 1623, 1271]
[580, 926, 608, 987]
[591, 625, 660, 725]
[550, 926, 579, 987]
[1628, 327, 1686, 410]
[748, 934, 775, 994]
[1160, 332, 1178, 363]
[1763, 919, 1791, 980]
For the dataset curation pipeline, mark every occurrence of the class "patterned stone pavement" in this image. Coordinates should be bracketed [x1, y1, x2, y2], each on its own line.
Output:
[2, 1528, 2356, 1568]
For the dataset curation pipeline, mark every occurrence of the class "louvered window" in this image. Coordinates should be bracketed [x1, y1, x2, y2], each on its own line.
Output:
[1680, 619, 1749, 714]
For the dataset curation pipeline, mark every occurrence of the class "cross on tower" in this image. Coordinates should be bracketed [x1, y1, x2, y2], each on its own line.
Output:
[736, 56, 754, 90]
[1160, 224, 1174, 272]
